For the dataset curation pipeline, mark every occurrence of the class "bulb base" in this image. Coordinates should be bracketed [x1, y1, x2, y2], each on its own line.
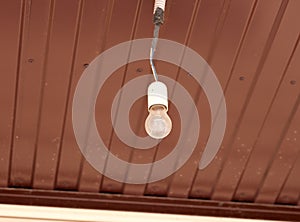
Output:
[147, 81, 168, 111]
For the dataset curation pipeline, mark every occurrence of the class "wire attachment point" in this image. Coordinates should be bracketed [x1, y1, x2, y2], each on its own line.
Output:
[153, 7, 164, 25]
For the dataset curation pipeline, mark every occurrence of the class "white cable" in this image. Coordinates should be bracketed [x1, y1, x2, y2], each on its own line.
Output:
[150, 48, 158, 81]
[150, 25, 160, 81]
[153, 0, 166, 13]
[150, 0, 166, 81]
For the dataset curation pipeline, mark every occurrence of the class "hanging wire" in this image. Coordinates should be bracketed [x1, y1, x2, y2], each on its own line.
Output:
[150, 0, 166, 81]
[150, 24, 160, 81]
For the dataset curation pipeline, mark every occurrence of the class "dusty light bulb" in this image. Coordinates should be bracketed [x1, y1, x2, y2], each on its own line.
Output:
[145, 81, 172, 139]
[145, 105, 172, 139]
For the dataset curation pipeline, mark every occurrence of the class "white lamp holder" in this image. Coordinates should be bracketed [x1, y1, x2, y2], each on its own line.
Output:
[147, 81, 168, 111]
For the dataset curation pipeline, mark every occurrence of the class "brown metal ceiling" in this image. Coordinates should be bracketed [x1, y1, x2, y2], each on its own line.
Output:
[0, 0, 300, 220]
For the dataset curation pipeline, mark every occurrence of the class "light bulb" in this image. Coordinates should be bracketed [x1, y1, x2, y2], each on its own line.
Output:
[145, 81, 172, 139]
[145, 105, 172, 139]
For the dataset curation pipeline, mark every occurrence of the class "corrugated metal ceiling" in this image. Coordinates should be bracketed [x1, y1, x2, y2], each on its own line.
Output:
[0, 0, 299, 220]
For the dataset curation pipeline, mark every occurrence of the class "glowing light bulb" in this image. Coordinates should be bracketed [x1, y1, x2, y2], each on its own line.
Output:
[145, 81, 172, 139]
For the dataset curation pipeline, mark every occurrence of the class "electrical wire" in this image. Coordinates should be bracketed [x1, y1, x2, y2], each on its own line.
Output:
[150, 24, 160, 82]
[150, 0, 166, 81]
